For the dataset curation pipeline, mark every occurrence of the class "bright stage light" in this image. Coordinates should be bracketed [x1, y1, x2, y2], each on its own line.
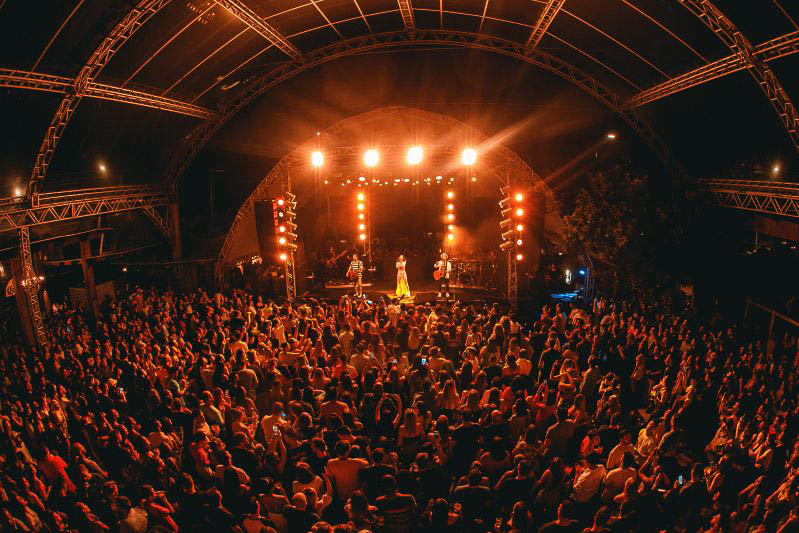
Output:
[357, 192, 365, 201]
[447, 233, 454, 241]
[311, 151, 324, 167]
[14, 187, 21, 197]
[516, 224, 523, 232]
[515, 193, 524, 202]
[277, 198, 284, 206]
[447, 213, 454, 221]
[359, 233, 366, 241]
[357, 203, 365, 211]
[515, 208, 524, 216]
[279, 225, 286, 233]
[358, 213, 364, 220]
[448, 224, 454, 231]
[407, 146, 423, 165]
[606, 132, 617, 140]
[358, 223, 365, 231]
[97, 162, 107, 174]
[279, 236, 286, 245]
[516, 239, 523, 246]
[447, 204, 454, 211]
[773, 164, 781, 174]
[364, 149, 379, 167]
[279, 253, 287, 261]
[447, 191, 454, 199]
[462, 148, 477, 166]
[516, 253, 523, 261]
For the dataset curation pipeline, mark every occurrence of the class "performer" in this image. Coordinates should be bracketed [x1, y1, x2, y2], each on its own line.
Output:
[346, 253, 364, 297]
[435, 252, 452, 299]
[396, 255, 410, 299]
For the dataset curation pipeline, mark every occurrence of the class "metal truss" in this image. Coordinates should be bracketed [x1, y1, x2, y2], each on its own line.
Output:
[28, 0, 170, 199]
[217, 107, 558, 271]
[19, 226, 48, 347]
[525, 0, 566, 52]
[507, 250, 518, 314]
[166, 30, 687, 193]
[699, 179, 799, 219]
[397, 0, 416, 34]
[214, 0, 303, 62]
[0, 185, 173, 236]
[677, 1, 799, 151]
[0, 68, 217, 119]
[626, 30, 799, 109]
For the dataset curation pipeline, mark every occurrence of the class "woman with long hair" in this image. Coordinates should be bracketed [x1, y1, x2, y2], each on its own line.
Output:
[396, 255, 411, 299]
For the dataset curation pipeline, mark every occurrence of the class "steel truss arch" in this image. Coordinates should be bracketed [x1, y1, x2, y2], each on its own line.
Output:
[676, 0, 799, 151]
[27, 0, 171, 201]
[215, 106, 559, 280]
[166, 29, 688, 193]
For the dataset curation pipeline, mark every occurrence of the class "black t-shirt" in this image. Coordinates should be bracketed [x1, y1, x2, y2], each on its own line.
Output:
[359, 464, 396, 501]
[376, 493, 416, 533]
[283, 506, 320, 533]
[452, 485, 490, 521]
[539, 519, 581, 533]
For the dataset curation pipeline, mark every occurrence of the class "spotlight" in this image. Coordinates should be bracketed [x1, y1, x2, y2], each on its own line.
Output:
[516, 224, 523, 232]
[407, 146, 423, 165]
[279, 253, 287, 261]
[311, 151, 324, 167]
[516, 239, 523, 246]
[515, 193, 524, 202]
[447, 233, 454, 241]
[97, 162, 107, 173]
[462, 148, 477, 166]
[357, 192, 365, 201]
[579, 269, 586, 275]
[277, 198, 285, 206]
[324, 180, 329, 185]
[122, 266, 128, 273]
[447, 204, 454, 211]
[278, 225, 286, 233]
[471, 176, 477, 182]
[515, 208, 524, 216]
[364, 149, 379, 167]
[446, 191, 454, 199]
[447, 213, 454, 221]
[359, 233, 366, 240]
[772, 164, 781, 174]
[278, 236, 286, 245]
[14, 187, 21, 197]
[516, 253, 523, 261]
[357, 203, 365, 211]
[358, 223, 365, 231]
[448, 224, 454, 231]
[358, 213, 364, 220]
[358, 176, 366, 182]
[606, 132, 617, 140]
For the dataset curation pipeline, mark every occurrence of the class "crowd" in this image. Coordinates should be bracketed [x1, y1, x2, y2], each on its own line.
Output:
[1, 284, 799, 532]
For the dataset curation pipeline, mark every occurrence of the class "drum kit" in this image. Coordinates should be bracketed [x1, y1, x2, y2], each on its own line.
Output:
[450, 258, 491, 288]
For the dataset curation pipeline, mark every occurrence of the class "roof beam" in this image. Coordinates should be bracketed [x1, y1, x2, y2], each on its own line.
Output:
[0, 68, 218, 119]
[525, 0, 566, 51]
[700, 179, 799, 219]
[626, 30, 799, 109]
[397, 0, 416, 35]
[27, 0, 170, 200]
[677, 1, 799, 151]
[214, 0, 303, 61]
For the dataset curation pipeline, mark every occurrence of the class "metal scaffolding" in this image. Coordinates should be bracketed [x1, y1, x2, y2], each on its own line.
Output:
[525, 0, 566, 52]
[19, 226, 48, 347]
[0, 68, 217, 119]
[214, 0, 303, 62]
[626, 30, 799, 109]
[700, 179, 799, 219]
[0, 185, 173, 238]
[166, 29, 688, 192]
[397, 0, 416, 34]
[28, 0, 170, 198]
[676, 1, 799, 152]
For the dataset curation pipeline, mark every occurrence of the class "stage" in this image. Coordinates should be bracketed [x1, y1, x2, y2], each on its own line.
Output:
[305, 279, 495, 304]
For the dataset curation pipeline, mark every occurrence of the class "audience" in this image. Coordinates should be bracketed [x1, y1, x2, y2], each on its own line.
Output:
[0, 284, 798, 532]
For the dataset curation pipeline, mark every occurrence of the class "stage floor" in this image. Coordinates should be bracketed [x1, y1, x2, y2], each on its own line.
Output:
[309, 279, 494, 304]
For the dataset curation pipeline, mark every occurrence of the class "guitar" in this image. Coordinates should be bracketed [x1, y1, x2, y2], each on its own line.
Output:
[433, 262, 446, 281]
[326, 249, 349, 268]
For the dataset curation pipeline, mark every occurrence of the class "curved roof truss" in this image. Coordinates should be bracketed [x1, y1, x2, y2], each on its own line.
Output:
[166, 29, 688, 192]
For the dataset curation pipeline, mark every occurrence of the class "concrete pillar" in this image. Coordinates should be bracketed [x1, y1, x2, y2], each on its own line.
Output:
[79, 239, 99, 321]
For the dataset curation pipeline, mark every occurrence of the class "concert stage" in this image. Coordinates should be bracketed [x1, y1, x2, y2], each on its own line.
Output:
[306, 279, 495, 305]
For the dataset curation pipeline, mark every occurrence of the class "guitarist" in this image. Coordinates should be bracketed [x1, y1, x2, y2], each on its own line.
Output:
[434, 252, 452, 299]
[346, 253, 364, 297]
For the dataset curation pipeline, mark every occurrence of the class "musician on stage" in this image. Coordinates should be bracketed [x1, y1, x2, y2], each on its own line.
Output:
[435, 252, 452, 299]
[396, 255, 410, 299]
[346, 253, 364, 297]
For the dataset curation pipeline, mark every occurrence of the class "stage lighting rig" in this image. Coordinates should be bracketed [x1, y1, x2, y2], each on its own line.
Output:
[499, 186, 525, 260]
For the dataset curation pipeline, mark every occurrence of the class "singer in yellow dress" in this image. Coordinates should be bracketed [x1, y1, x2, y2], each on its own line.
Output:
[395, 255, 411, 299]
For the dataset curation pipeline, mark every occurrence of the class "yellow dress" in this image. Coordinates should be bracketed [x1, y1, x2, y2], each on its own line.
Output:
[396, 260, 410, 299]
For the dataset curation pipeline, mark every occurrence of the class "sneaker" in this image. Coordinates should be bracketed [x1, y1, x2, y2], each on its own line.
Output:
[437, 293, 442, 298]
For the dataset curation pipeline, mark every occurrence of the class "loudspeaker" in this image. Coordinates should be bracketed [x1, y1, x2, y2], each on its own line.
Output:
[254, 200, 275, 259]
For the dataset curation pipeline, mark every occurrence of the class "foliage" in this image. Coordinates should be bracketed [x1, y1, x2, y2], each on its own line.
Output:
[561, 160, 678, 299]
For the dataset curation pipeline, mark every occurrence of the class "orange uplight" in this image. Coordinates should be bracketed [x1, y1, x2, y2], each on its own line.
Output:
[515, 193, 524, 202]
[359, 233, 366, 240]
[516, 239, 523, 246]
[277, 198, 284, 206]
[278, 225, 286, 233]
[447, 213, 454, 221]
[447, 233, 454, 241]
[515, 208, 524, 217]
[357, 192, 365, 201]
[446, 191, 454, 199]
[278, 236, 286, 245]
[447, 224, 454, 231]
[447, 204, 454, 211]
[279, 253, 287, 261]
[358, 213, 365, 220]
[516, 253, 523, 261]
[516, 224, 523, 232]
[358, 224, 365, 231]
[357, 203, 365, 211]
